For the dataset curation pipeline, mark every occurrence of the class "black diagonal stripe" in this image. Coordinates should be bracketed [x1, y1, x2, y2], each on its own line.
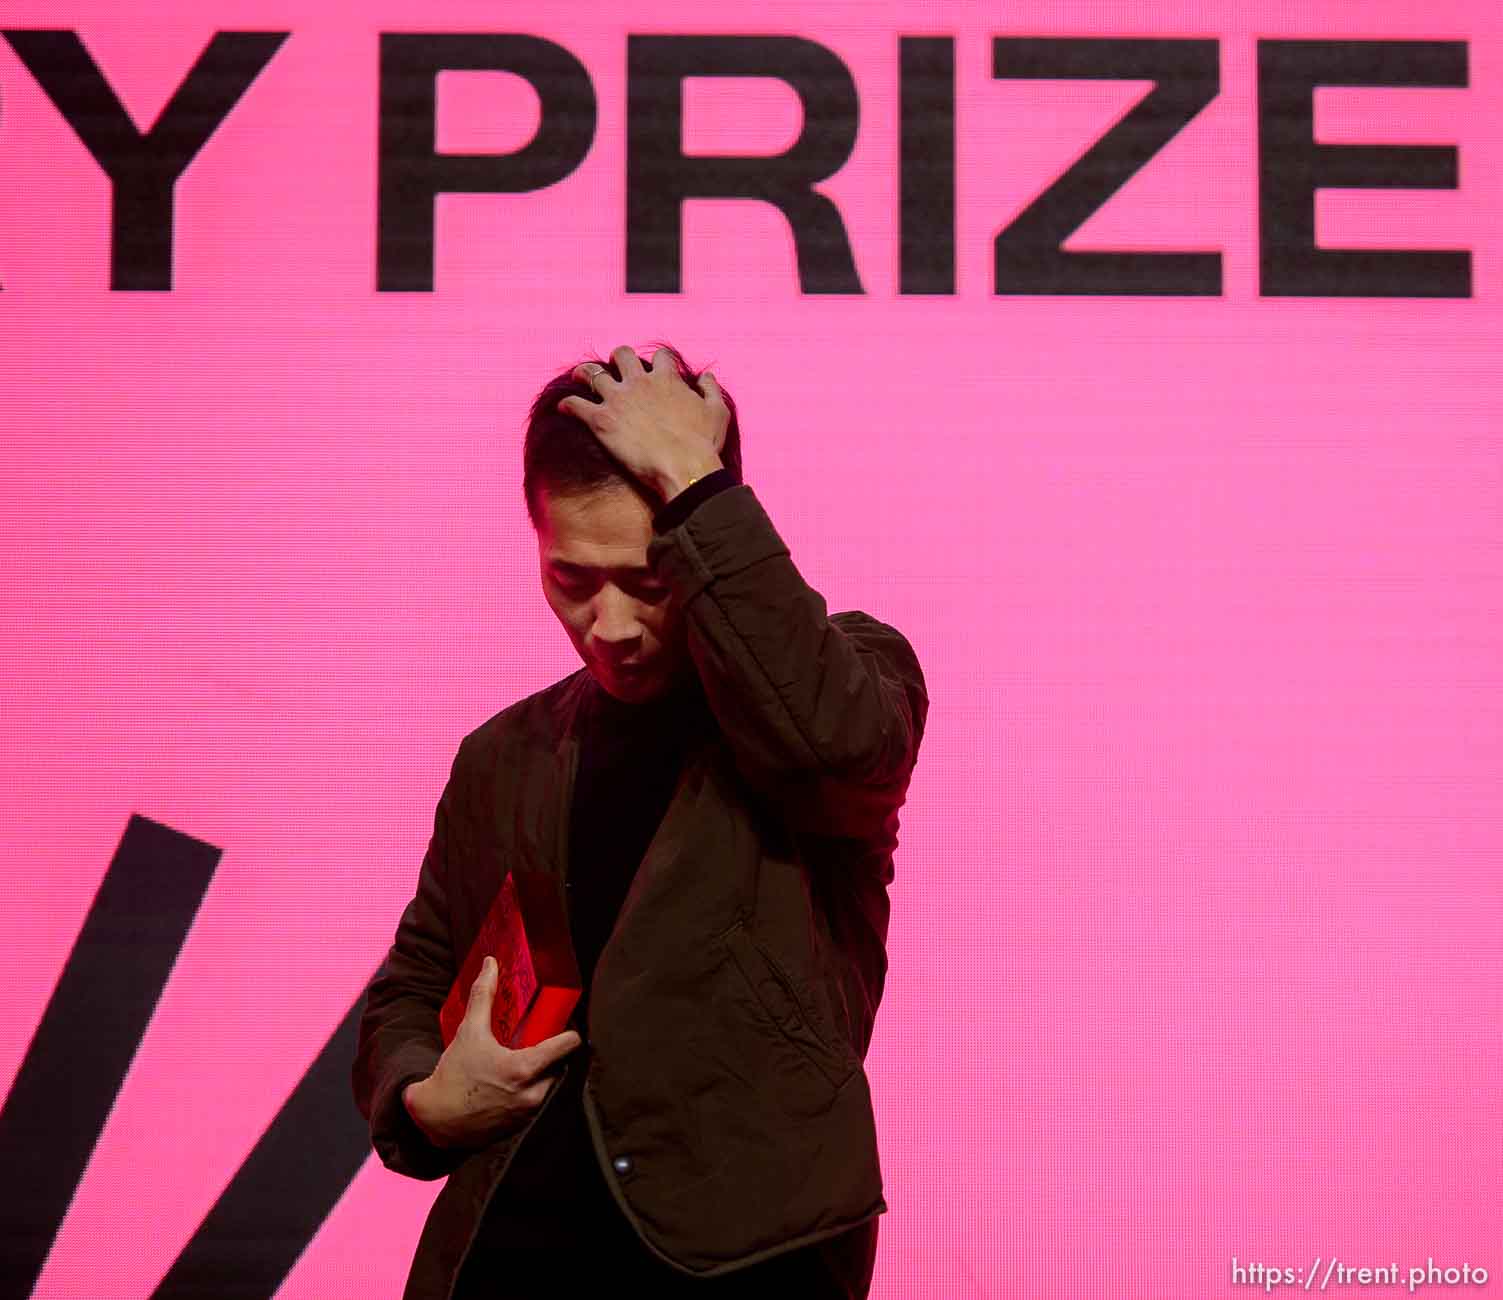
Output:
[0, 814, 220, 1300]
[150, 990, 376, 1300]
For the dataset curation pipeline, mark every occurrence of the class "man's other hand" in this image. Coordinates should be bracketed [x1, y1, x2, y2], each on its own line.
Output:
[557, 345, 727, 504]
[402, 956, 582, 1150]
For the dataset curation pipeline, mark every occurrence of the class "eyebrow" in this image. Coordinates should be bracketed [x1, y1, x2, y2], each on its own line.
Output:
[547, 558, 654, 576]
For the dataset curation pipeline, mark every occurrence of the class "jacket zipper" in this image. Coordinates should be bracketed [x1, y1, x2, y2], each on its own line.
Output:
[555, 733, 580, 961]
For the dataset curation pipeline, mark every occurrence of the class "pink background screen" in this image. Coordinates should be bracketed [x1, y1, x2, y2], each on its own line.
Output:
[1, 3, 1498, 1296]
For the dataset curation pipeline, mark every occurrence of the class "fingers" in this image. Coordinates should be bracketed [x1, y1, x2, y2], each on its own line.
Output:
[557, 393, 597, 422]
[569, 362, 609, 394]
[561, 350, 722, 425]
[696, 371, 729, 457]
[510, 1028, 583, 1081]
[571, 348, 693, 392]
[612, 344, 644, 377]
[697, 369, 725, 408]
[519, 1075, 555, 1110]
[463, 955, 497, 1028]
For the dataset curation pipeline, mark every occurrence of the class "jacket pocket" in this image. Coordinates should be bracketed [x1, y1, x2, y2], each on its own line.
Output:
[721, 920, 858, 1093]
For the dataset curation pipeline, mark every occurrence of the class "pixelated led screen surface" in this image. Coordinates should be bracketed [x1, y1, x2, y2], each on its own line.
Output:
[1, 3, 1499, 1297]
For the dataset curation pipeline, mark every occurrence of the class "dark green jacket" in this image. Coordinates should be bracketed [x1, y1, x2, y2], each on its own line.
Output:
[352, 482, 929, 1298]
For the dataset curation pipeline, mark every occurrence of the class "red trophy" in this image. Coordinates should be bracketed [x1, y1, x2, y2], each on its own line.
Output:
[439, 868, 582, 1050]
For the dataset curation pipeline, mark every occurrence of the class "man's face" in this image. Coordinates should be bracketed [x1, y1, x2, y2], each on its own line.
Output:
[536, 483, 691, 703]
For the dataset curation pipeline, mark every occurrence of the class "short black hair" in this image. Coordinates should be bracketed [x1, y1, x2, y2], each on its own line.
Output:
[523, 341, 743, 531]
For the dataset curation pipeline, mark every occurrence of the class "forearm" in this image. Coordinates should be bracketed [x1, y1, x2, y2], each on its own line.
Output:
[645, 481, 928, 824]
[351, 750, 470, 1180]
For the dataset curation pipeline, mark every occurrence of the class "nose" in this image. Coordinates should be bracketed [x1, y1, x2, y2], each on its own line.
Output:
[590, 585, 644, 653]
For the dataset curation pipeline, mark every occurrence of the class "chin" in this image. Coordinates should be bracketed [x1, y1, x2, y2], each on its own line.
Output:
[597, 665, 657, 699]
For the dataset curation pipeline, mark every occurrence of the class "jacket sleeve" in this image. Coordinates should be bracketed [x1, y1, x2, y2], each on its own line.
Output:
[646, 481, 928, 841]
[351, 740, 472, 1182]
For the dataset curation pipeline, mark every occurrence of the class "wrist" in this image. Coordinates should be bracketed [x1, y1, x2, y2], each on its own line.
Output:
[656, 456, 725, 504]
[403, 1077, 450, 1147]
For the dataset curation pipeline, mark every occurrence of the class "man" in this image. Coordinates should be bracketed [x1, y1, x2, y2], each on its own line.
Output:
[352, 344, 928, 1298]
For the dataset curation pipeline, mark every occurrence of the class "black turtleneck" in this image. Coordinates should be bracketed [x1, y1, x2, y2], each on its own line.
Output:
[566, 671, 715, 1012]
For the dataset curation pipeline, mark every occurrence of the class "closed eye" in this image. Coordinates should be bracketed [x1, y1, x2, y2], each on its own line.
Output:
[552, 568, 666, 599]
